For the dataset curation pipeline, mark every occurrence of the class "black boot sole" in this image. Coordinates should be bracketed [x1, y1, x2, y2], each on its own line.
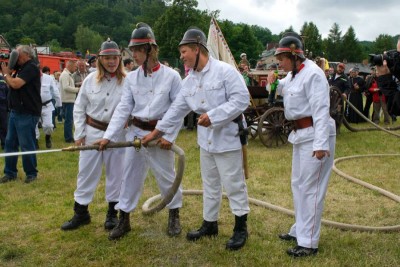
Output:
[61, 219, 91, 231]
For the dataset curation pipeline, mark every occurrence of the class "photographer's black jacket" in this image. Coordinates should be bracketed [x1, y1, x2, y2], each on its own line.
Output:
[329, 73, 350, 94]
[8, 59, 41, 116]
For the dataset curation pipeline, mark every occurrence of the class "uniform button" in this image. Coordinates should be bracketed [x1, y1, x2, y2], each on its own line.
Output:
[107, 93, 109, 96]
[105, 109, 108, 112]
[201, 100, 205, 104]
[208, 141, 211, 144]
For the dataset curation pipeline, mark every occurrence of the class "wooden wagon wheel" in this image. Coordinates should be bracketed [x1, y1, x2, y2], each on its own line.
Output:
[248, 123, 259, 139]
[329, 86, 344, 134]
[257, 107, 293, 148]
[244, 109, 259, 139]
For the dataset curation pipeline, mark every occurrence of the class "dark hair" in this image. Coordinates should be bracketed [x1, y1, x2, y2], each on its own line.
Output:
[123, 58, 133, 66]
[42, 66, 50, 73]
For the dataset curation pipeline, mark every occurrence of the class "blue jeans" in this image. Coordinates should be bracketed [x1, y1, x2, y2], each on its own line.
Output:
[4, 111, 39, 177]
[63, 103, 74, 142]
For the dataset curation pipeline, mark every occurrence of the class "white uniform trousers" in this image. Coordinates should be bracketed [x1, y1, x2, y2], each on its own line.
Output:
[200, 148, 250, 222]
[115, 127, 183, 213]
[35, 103, 54, 139]
[74, 147, 125, 205]
[288, 136, 336, 248]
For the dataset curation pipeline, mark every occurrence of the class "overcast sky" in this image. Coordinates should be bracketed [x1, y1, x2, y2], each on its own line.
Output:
[197, 0, 400, 41]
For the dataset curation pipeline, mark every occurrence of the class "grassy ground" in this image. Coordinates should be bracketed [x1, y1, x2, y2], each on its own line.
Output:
[0, 122, 399, 267]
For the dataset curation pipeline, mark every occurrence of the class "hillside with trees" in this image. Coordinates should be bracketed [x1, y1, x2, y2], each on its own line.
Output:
[0, 0, 398, 66]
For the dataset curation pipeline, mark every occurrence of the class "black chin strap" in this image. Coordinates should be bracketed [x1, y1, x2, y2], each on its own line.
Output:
[143, 44, 151, 77]
[291, 55, 298, 80]
[193, 45, 200, 71]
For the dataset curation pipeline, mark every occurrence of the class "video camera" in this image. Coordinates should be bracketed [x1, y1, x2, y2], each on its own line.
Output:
[369, 49, 400, 80]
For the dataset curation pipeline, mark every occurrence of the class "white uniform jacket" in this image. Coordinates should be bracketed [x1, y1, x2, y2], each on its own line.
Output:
[41, 73, 61, 109]
[103, 64, 182, 141]
[277, 59, 336, 151]
[74, 71, 125, 143]
[156, 56, 250, 153]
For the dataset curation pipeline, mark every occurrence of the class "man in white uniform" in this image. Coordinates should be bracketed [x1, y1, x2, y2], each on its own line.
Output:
[95, 23, 183, 240]
[142, 27, 250, 251]
[35, 71, 61, 148]
[61, 39, 126, 231]
[268, 32, 336, 257]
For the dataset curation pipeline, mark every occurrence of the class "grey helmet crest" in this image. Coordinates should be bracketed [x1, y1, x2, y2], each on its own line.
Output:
[179, 27, 208, 51]
[99, 38, 121, 56]
[129, 22, 157, 47]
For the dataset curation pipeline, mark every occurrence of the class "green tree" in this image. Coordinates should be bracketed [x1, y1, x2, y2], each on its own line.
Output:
[250, 25, 273, 48]
[48, 39, 62, 53]
[279, 26, 295, 37]
[135, 0, 168, 28]
[227, 24, 263, 67]
[74, 25, 104, 55]
[4, 29, 24, 47]
[300, 22, 322, 59]
[153, 0, 210, 62]
[324, 23, 342, 61]
[373, 34, 396, 54]
[341, 26, 362, 62]
[20, 37, 36, 45]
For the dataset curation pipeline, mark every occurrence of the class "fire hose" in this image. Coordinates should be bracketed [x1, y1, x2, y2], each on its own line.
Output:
[1, 137, 398, 231]
[343, 98, 400, 136]
[0, 137, 185, 215]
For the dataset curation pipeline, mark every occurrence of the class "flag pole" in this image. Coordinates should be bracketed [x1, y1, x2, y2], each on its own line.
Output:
[209, 16, 251, 179]
[211, 17, 259, 116]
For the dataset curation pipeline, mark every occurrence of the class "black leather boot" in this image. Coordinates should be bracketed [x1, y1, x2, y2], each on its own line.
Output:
[167, 208, 181, 236]
[45, 135, 52, 148]
[226, 214, 248, 250]
[61, 201, 91, 230]
[186, 220, 218, 241]
[108, 211, 131, 240]
[104, 202, 119, 230]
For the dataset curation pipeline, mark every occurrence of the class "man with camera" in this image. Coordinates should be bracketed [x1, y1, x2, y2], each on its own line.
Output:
[369, 37, 400, 119]
[0, 45, 41, 184]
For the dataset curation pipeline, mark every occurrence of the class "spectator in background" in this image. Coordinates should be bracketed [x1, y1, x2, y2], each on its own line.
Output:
[363, 69, 374, 119]
[328, 67, 335, 80]
[0, 75, 8, 149]
[123, 58, 135, 72]
[72, 59, 88, 88]
[329, 63, 350, 94]
[35, 68, 61, 148]
[53, 71, 63, 123]
[87, 56, 97, 73]
[42, 66, 50, 75]
[345, 67, 366, 123]
[239, 52, 250, 69]
[368, 67, 390, 124]
[60, 60, 79, 143]
[239, 64, 250, 86]
[267, 63, 279, 105]
[0, 45, 42, 184]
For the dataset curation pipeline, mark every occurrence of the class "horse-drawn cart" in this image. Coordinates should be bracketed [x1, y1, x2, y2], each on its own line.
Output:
[245, 85, 293, 148]
[244, 71, 346, 147]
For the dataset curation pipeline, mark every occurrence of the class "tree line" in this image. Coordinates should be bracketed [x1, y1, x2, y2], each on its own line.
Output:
[0, 0, 398, 66]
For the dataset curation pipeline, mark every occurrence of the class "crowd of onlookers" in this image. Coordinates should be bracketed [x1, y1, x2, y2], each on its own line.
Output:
[237, 52, 399, 125]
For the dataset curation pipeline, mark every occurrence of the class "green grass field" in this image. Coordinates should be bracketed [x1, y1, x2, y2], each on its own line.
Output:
[0, 122, 399, 266]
